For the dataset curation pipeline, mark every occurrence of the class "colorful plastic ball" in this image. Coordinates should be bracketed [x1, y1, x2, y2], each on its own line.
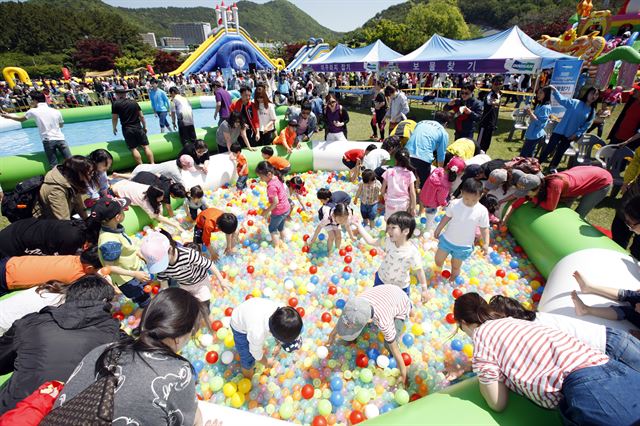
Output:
[452, 288, 463, 299]
[411, 323, 424, 336]
[454, 275, 465, 285]
[369, 248, 377, 257]
[318, 234, 326, 241]
[359, 368, 373, 383]
[221, 351, 234, 364]
[329, 376, 343, 391]
[246, 265, 255, 274]
[441, 270, 451, 279]
[336, 299, 346, 309]
[331, 275, 340, 284]
[394, 389, 410, 405]
[210, 376, 224, 392]
[496, 269, 506, 278]
[509, 260, 519, 268]
[367, 348, 380, 360]
[312, 415, 328, 426]
[349, 410, 365, 424]
[205, 351, 219, 364]
[279, 402, 294, 419]
[364, 404, 380, 419]
[230, 391, 245, 408]
[462, 343, 474, 358]
[289, 297, 298, 307]
[344, 255, 352, 264]
[376, 355, 390, 369]
[388, 357, 397, 369]
[339, 248, 346, 257]
[330, 391, 344, 407]
[296, 307, 306, 317]
[328, 285, 338, 295]
[356, 354, 369, 368]
[380, 403, 394, 414]
[318, 399, 332, 416]
[238, 378, 252, 394]
[402, 333, 414, 347]
[451, 339, 464, 351]
[223, 382, 237, 397]
[401, 352, 412, 366]
[223, 334, 235, 348]
[143, 284, 152, 294]
[316, 346, 329, 359]
[344, 266, 352, 273]
[321, 312, 332, 322]
[193, 360, 204, 373]
[302, 384, 315, 400]
[224, 307, 233, 316]
[309, 265, 318, 274]
[445, 313, 456, 324]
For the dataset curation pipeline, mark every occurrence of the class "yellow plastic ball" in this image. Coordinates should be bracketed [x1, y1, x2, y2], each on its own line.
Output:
[230, 391, 245, 408]
[462, 344, 474, 358]
[238, 378, 252, 394]
[224, 334, 235, 348]
[469, 277, 479, 286]
[531, 280, 541, 290]
[411, 324, 424, 336]
[223, 382, 237, 397]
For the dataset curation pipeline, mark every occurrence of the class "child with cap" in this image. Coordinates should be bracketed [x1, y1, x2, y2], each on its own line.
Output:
[140, 230, 228, 310]
[352, 211, 427, 300]
[419, 156, 466, 228]
[354, 169, 382, 227]
[327, 284, 412, 385]
[261, 146, 291, 175]
[434, 178, 490, 281]
[273, 119, 298, 153]
[230, 297, 303, 377]
[193, 207, 239, 261]
[230, 142, 248, 191]
[0, 246, 102, 296]
[93, 197, 151, 307]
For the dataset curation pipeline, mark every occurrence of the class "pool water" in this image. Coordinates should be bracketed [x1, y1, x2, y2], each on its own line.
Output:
[0, 108, 216, 157]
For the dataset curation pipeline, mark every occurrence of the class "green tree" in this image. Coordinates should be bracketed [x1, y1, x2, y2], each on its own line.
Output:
[360, 19, 410, 53]
[114, 56, 151, 74]
[405, 1, 471, 50]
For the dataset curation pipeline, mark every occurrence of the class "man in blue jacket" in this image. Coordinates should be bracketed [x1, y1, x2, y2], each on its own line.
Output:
[148, 78, 171, 133]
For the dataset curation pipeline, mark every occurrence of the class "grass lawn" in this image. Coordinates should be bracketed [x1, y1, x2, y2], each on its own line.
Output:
[0, 98, 623, 232]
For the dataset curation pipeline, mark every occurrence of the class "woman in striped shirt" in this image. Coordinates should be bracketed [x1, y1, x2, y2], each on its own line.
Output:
[454, 293, 640, 425]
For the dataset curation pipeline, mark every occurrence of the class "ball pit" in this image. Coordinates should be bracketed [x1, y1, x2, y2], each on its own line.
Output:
[108, 168, 547, 425]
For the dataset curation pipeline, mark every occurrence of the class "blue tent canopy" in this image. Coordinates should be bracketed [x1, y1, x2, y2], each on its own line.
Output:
[304, 40, 402, 72]
[382, 26, 578, 74]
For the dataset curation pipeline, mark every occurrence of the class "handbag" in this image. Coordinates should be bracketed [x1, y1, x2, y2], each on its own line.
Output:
[40, 351, 121, 426]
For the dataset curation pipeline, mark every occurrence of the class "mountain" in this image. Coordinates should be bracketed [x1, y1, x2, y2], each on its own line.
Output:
[122, 0, 341, 42]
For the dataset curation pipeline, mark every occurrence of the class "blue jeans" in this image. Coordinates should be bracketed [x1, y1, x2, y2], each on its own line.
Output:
[521, 136, 544, 158]
[539, 133, 571, 169]
[606, 326, 640, 373]
[560, 360, 640, 425]
[611, 289, 640, 328]
[231, 327, 255, 369]
[374, 272, 410, 296]
[236, 175, 248, 190]
[268, 210, 289, 233]
[360, 203, 378, 221]
[157, 111, 170, 129]
[42, 139, 72, 169]
[119, 277, 150, 307]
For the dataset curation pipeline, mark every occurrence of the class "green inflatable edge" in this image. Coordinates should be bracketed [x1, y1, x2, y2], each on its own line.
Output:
[507, 202, 626, 278]
[363, 377, 561, 425]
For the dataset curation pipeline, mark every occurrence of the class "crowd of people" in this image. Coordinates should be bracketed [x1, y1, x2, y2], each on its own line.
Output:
[0, 65, 638, 425]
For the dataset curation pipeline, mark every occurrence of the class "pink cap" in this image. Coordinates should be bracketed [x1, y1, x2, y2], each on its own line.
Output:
[446, 156, 466, 174]
[179, 154, 197, 172]
[140, 231, 171, 274]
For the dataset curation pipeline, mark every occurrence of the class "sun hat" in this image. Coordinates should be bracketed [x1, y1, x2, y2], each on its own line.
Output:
[335, 297, 372, 341]
[140, 231, 171, 274]
[179, 154, 197, 172]
[484, 169, 508, 190]
[514, 173, 542, 197]
[90, 197, 130, 221]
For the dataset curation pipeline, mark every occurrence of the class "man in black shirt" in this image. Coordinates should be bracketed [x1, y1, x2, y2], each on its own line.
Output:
[0, 218, 89, 258]
[111, 86, 154, 165]
[477, 75, 503, 153]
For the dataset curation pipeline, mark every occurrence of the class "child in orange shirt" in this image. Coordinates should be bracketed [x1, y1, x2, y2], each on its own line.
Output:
[230, 142, 249, 190]
[273, 119, 298, 153]
[194, 207, 239, 260]
[261, 146, 291, 175]
[0, 246, 102, 295]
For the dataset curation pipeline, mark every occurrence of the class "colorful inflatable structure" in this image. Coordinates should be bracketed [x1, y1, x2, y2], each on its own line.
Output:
[2, 67, 31, 89]
[285, 38, 331, 71]
[172, 2, 285, 75]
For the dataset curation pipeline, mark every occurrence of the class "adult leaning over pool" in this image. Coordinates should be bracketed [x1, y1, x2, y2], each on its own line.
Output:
[404, 111, 450, 187]
[453, 293, 640, 425]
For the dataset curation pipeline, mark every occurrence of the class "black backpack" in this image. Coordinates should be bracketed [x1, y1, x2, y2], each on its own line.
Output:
[1, 175, 44, 223]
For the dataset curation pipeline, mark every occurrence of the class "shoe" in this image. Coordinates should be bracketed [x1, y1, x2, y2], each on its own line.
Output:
[369, 134, 377, 140]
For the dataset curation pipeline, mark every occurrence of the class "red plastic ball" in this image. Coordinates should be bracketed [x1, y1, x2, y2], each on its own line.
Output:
[247, 265, 255, 274]
[355, 353, 369, 368]
[343, 266, 352, 273]
[339, 249, 347, 257]
[312, 416, 328, 426]
[445, 313, 456, 324]
[224, 307, 233, 317]
[441, 270, 451, 279]
[245, 294, 254, 301]
[247, 220, 254, 226]
[369, 248, 377, 257]
[309, 265, 318, 274]
[345, 245, 353, 253]
[288, 297, 298, 307]
[514, 245, 523, 253]
[113, 312, 125, 321]
[532, 293, 541, 302]
[328, 286, 338, 295]
[303, 234, 310, 242]
[344, 255, 352, 264]
[151, 286, 160, 295]
[349, 410, 364, 425]
[143, 284, 152, 293]
[205, 351, 219, 364]
[297, 208, 303, 214]
[301, 384, 314, 400]
[321, 312, 332, 322]
[452, 288, 463, 299]
[401, 352, 412, 366]
[496, 269, 506, 278]
[211, 320, 223, 331]
[302, 245, 310, 253]
[410, 393, 422, 402]
[296, 307, 305, 317]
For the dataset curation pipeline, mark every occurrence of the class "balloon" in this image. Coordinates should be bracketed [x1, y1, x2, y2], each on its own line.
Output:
[312, 415, 328, 426]
[316, 346, 329, 359]
[238, 378, 252, 394]
[359, 368, 373, 383]
[318, 399, 332, 416]
[329, 376, 343, 391]
[394, 389, 410, 405]
[223, 382, 237, 397]
[301, 384, 314, 399]
[221, 351, 234, 364]
[279, 402, 294, 419]
[364, 403, 380, 419]
[376, 355, 389, 369]
[349, 410, 365, 424]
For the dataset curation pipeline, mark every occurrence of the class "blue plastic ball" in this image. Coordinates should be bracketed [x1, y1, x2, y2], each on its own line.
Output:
[342, 272, 351, 280]
[193, 360, 204, 373]
[380, 403, 394, 414]
[402, 333, 414, 347]
[420, 217, 427, 224]
[330, 391, 344, 407]
[455, 275, 465, 285]
[243, 240, 251, 247]
[367, 348, 380, 360]
[318, 233, 326, 241]
[509, 260, 519, 268]
[388, 357, 397, 368]
[329, 376, 343, 391]
[451, 339, 464, 351]
[336, 299, 346, 309]
[331, 275, 340, 284]
[434, 215, 442, 223]
[310, 275, 319, 284]
[250, 243, 260, 251]
[375, 218, 383, 227]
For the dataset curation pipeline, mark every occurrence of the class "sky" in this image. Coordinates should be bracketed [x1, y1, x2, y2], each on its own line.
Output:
[102, 0, 407, 32]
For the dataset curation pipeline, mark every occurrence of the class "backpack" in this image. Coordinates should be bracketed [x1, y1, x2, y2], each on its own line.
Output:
[1, 175, 44, 223]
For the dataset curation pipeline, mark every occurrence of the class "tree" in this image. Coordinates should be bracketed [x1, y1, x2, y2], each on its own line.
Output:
[405, 1, 471, 51]
[153, 50, 183, 73]
[72, 38, 121, 71]
[114, 56, 151, 74]
[360, 19, 410, 53]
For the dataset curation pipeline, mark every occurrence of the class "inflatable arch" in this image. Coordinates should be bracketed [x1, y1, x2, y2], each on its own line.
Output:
[2, 67, 31, 89]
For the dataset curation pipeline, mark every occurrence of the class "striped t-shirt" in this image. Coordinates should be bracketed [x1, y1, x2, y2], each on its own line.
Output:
[156, 246, 212, 286]
[360, 285, 412, 343]
[472, 318, 609, 409]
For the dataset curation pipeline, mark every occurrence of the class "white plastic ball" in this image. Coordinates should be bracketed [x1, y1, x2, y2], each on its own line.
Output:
[221, 351, 234, 365]
[364, 403, 380, 418]
[376, 355, 390, 369]
[316, 346, 329, 359]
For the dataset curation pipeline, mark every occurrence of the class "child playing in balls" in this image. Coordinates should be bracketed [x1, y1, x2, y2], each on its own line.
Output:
[184, 185, 207, 221]
[261, 146, 291, 175]
[381, 148, 418, 219]
[273, 119, 298, 153]
[308, 203, 356, 254]
[419, 156, 466, 228]
[434, 178, 490, 281]
[193, 207, 239, 261]
[230, 297, 303, 377]
[354, 169, 382, 228]
[352, 211, 427, 301]
[230, 142, 248, 191]
[286, 176, 308, 212]
[256, 161, 291, 248]
[342, 144, 377, 183]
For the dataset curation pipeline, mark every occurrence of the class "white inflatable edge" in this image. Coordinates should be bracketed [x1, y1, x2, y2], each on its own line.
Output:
[538, 248, 640, 331]
[0, 117, 22, 132]
[198, 400, 295, 425]
[311, 139, 381, 171]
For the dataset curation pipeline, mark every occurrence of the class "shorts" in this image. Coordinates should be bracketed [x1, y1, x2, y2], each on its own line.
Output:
[180, 276, 211, 302]
[611, 289, 640, 328]
[119, 277, 151, 307]
[342, 158, 358, 169]
[438, 235, 473, 261]
[374, 271, 410, 296]
[360, 203, 378, 221]
[269, 210, 289, 233]
[123, 127, 149, 150]
[231, 326, 256, 369]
